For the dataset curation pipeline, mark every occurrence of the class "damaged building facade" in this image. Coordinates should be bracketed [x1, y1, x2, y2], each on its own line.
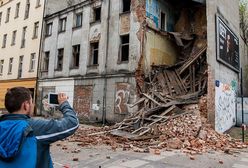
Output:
[37, 0, 243, 133]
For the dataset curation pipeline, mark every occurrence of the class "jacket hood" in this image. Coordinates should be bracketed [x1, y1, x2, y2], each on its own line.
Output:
[0, 119, 29, 160]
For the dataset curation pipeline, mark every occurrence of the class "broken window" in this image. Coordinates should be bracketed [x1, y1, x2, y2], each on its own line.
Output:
[57, 48, 64, 71]
[45, 22, 52, 36]
[59, 17, 66, 32]
[160, 12, 166, 31]
[72, 45, 80, 68]
[90, 42, 99, 65]
[119, 34, 129, 62]
[18, 56, 23, 78]
[0, 60, 4, 75]
[122, 0, 131, 13]
[43, 51, 49, 71]
[93, 7, 101, 22]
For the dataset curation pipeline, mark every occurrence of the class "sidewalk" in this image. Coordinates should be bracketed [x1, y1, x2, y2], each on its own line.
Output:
[51, 140, 246, 168]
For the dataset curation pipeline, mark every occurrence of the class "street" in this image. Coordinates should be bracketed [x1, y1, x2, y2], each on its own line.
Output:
[51, 140, 248, 168]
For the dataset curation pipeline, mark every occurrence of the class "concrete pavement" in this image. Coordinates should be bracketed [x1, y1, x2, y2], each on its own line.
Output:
[51, 141, 248, 168]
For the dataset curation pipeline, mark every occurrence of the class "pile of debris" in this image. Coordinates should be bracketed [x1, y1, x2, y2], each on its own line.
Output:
[69, 39, 246, 154]
[69, 101, 247, 154]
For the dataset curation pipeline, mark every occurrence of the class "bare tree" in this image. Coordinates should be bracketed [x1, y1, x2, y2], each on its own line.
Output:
[240, 0, 248, 44]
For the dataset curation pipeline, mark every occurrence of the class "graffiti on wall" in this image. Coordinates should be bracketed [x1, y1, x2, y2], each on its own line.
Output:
[215, 80, 236, 133]
[115, 83, 132, 114]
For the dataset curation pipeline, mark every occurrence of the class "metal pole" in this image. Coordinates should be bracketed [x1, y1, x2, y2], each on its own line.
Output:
[241, 67, 245, 142]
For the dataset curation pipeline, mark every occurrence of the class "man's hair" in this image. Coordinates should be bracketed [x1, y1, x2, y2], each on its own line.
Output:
[5, 87, 32, 113]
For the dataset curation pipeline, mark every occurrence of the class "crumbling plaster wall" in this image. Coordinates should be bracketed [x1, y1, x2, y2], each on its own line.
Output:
[146, 0, 175, 31]
[206, 0, 240, 132]
[145, 31, 178, 68]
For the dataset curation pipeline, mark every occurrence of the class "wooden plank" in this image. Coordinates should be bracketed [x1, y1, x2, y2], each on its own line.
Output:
[129, 97, 145, 108]
[178, 45, 207, 75]
[163, 71, 173, 96]
[172, 70, 186, 94]
[143, 93, 161, 106]
[157, 73, 169, 95]
[165, 70, 181, 95]
[175, 70, 187, 92]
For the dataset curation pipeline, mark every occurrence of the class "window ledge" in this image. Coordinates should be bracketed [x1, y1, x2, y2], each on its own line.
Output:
[70, 66, 79, 70]
[119, 11, 130, 16]
[58, 30, 66, 34]
[90, 20, 101, 26]
[117, 60, 129, 64]
[72, 25, 82, 30]
[45, 34, 52, 38]
[35, 4, 41, 8]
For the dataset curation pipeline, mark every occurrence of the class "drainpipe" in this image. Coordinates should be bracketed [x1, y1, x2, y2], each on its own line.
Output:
[35, 0, 47, 116]
[102, 0, 111, 125]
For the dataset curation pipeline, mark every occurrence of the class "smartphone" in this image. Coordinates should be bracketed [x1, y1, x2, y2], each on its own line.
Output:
[48, 93, 59, 106]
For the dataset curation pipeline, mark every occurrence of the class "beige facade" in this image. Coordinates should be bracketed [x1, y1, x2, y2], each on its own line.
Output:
[0, 0, 44, 109]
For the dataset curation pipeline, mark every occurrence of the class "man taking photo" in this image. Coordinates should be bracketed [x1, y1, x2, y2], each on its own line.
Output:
[0, 87, 79, 168]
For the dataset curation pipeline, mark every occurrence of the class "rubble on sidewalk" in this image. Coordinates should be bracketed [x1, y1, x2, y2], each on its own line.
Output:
[68, 8, 246, 154]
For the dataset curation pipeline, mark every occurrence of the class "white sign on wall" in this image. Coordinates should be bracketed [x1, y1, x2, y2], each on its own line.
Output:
[215, 81, 236, 133]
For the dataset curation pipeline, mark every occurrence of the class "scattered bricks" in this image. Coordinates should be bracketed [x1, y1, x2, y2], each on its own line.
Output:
[167, 138, 183, 149]
[219, 160, 223, 164]
[154, 149, 161, 155]
[190, 156, 195, 160]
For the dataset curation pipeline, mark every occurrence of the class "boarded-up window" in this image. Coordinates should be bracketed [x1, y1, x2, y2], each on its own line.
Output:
[115, 83, 130, 114]
[73, 85, 93, 118]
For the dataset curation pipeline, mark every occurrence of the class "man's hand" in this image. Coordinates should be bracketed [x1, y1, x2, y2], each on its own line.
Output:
[58, 93, 68, 105]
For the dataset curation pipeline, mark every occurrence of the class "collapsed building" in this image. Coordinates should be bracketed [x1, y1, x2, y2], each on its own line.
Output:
[37, 0, 243, 134]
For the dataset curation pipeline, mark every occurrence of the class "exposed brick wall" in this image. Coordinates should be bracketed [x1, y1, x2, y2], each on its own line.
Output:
[207, 66, 215, 129]
[73, 85, 93, 119]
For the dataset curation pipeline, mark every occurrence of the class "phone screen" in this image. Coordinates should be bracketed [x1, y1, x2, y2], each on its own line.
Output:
[49, 94, 59, 105]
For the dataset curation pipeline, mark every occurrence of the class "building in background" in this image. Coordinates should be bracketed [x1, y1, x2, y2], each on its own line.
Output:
[0, 0, 45, 111]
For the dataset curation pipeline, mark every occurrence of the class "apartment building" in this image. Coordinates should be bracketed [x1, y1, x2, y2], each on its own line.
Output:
[0, 0, 45, 110]
[38, 0, 243, 133]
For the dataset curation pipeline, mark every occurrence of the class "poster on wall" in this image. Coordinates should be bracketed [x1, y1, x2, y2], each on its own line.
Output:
[215, 80, 236, 133]
[216, 15, 240, 72]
